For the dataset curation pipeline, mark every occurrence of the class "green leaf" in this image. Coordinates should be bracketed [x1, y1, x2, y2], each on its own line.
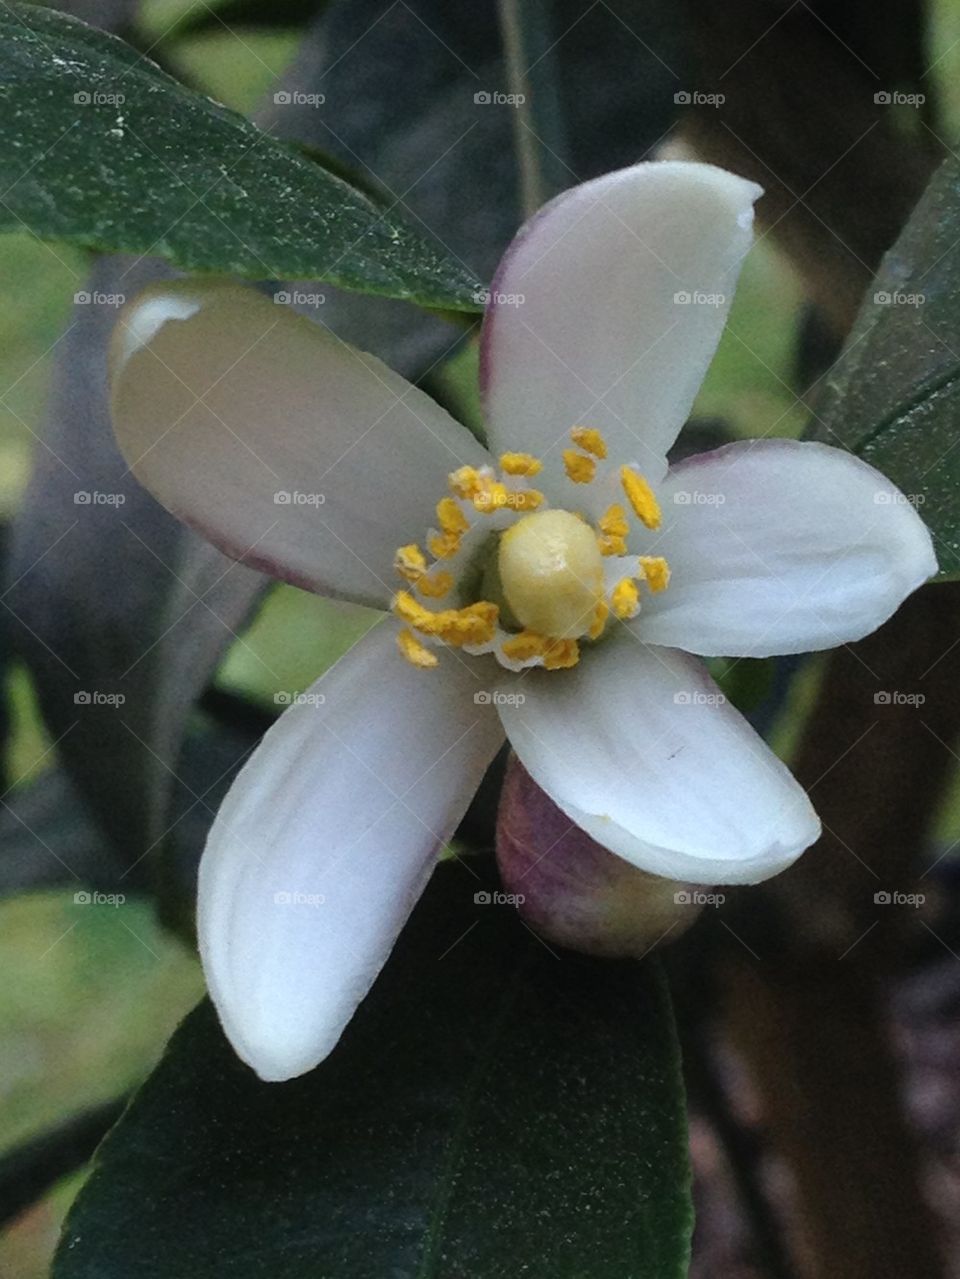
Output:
[0, 3, 483, 311]
[811, 155, 960, 577]
[54, 858, 692, 1278]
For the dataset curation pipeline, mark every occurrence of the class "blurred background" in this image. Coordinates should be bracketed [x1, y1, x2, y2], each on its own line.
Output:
[3, 0, 960, 1275]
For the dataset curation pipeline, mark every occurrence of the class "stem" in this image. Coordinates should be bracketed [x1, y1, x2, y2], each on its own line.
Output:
[497, 0, 547, 218]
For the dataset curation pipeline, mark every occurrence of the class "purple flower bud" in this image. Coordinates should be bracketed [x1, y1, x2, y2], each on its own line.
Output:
[496, 755, 705, 957]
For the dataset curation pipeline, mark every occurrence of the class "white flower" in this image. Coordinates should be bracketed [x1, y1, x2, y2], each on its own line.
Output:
[110, 161, 936, 1080]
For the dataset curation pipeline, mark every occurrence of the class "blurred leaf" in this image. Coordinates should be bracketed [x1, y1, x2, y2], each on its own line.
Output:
[163, 0, 329, 40]
[0, 4, 483, 311]
[54, 859, 691, 1279]
[812, 154, 960, 578]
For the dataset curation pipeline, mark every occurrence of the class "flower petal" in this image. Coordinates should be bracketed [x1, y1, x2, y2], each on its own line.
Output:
[198, 621, 504, 1080]
[497, 635, 819, 885]
[481, 161, 761, 492]
[110, 281, 488, 608]
[640, 440, 938, 656]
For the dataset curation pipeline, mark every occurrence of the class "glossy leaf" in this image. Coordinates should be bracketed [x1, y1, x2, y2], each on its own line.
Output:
[0, 3, 483, 310]
[55, 858, 692, 1279]
[813, 154, 960, 577]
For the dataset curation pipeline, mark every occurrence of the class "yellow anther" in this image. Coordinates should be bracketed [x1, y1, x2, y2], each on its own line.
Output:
[500, 630, 581, 670]
[611, 578, 640, 619]
[620, 466, 661, 530]
[501, 630, 549, 663]
[638, 556, 671, 593]
[394, 543, 427, 583]
[472, 479, 510, 514]
[418, 570, 454, 599]
[427, 531, 462, 560]
[571, 426, 607, 459]
[597, 503, 630, 557]
[542, 637, 580, 670]
[587, 598, 609, 640]
[397, 628, 439, 668]
[511, 488, 545, 513]
[448, 466, 484, 500]
[563, 450, 597, 484]
[436, 496, 469, 536]
[392, 591, 498, 647]
[499, 452, 543, 477]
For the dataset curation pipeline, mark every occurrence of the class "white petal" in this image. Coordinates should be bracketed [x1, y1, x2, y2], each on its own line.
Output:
[481, 161, 761, 492]
[198, 621, 504, 1080]
[110, 282, 488, 609]
[640, 440, 938, 656]
[498, 636, 819, 885]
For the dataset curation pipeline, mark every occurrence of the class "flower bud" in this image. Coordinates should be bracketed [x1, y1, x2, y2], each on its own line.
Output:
[496, 756, 704, 956]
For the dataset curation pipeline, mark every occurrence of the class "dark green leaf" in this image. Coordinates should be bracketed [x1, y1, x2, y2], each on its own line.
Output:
[54, 858, 692, 1278]
[812, 155, 960, 577]
[0, 3, 483, 310]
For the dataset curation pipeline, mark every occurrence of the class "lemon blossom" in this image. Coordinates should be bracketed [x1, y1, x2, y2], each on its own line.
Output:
[109, 161, 936, 1081]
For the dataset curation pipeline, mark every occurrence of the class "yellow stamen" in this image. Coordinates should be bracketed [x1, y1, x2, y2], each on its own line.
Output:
[394, 543, 427, 583]
[611, 578, 640, 619]
[397, 628, 439, 668]
[571, 426, 607, 459]
[448, 466, 484, 500]
[510, 488, 545, 513]
[597, 503, 630, 557]
[436, 496, 469, 536]
[620, 465, 661, 530]
[500, 630, 581, 670]
[501, 630, 548, 662]
[427, 531, 462, 560]
[418, 570, 454, 599]
[393, 591, 498, 647]
[472, 479, 509, 513]
[563, 450, 597, 484]
[638, 556, 671, 593]
[542, 637, 580, 670]
[588, 598, 609, 640]
[499, 452, 543, 477]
